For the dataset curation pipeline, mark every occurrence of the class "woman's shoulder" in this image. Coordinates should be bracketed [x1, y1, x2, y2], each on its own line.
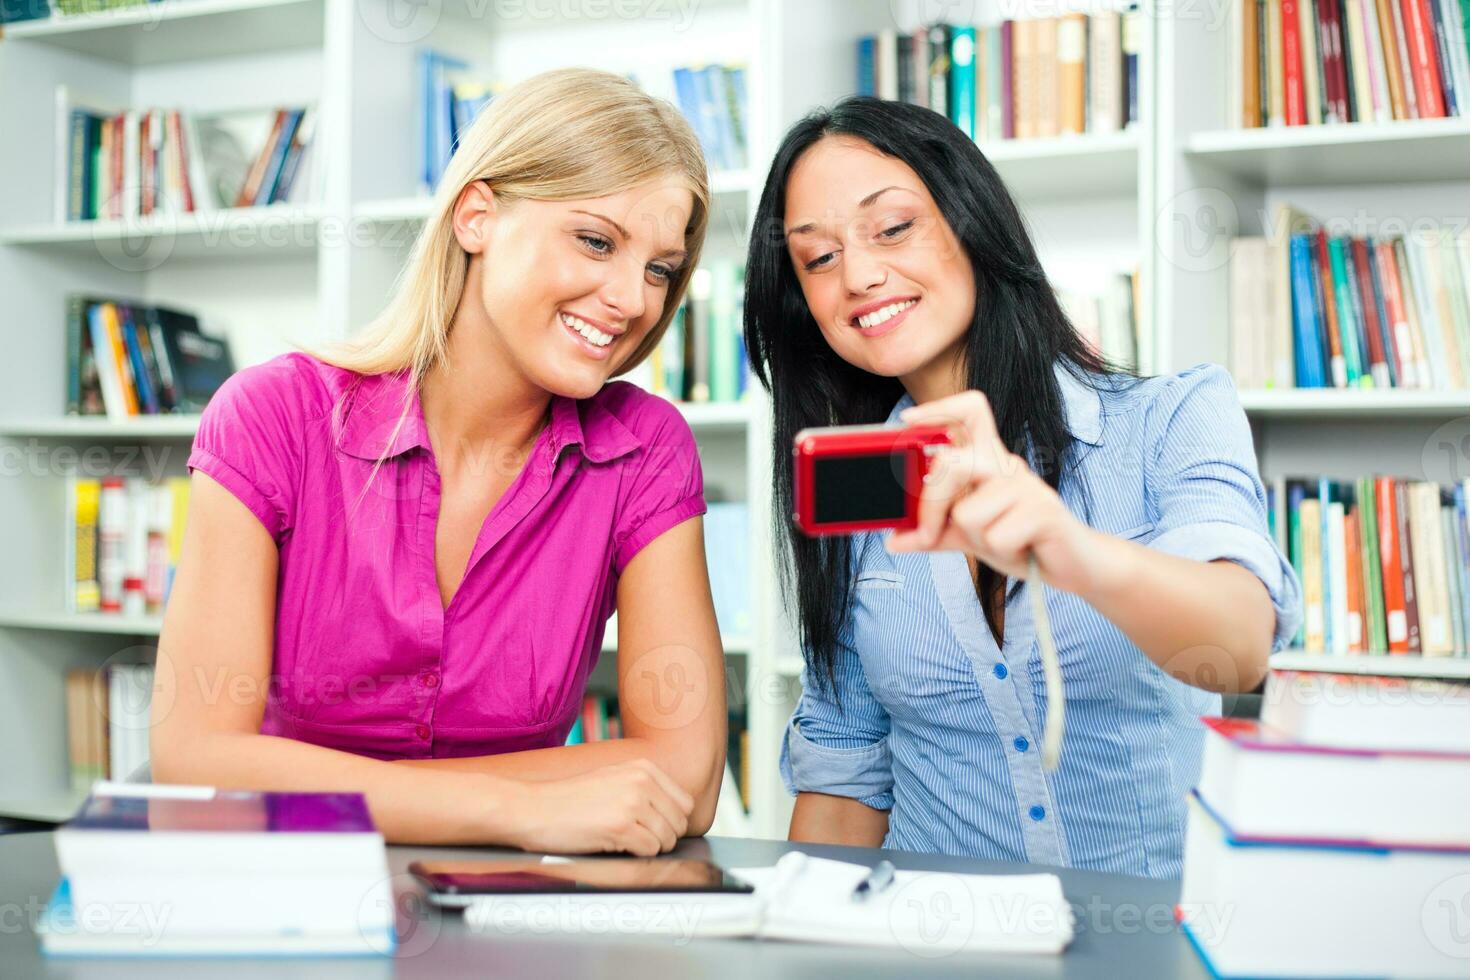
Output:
[591, 380, 697, 445]
[208, 351, 354, 424]
[1093, 363, 1242, 435]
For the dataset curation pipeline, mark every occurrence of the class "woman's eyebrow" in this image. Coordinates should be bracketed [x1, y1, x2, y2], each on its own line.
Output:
[785, 185, 911, 238]
[571, 209, 630, 240]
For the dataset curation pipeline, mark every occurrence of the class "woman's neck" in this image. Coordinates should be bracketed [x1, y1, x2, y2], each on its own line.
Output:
[420, 305, 551, 473]
[901, 339, 967, 406]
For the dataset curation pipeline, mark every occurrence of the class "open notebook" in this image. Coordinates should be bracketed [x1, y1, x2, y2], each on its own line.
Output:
[463, 853, 1073, 955]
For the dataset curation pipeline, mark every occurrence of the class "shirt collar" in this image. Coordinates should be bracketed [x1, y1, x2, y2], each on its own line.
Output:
[334, 370, 643, 464]
[885, 362, 1104, 446]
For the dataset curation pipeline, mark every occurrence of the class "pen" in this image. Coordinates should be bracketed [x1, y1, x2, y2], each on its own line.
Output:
[850, 860, 896, 902]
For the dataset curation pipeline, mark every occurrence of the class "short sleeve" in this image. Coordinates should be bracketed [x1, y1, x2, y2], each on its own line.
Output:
[186, 356, 306, 544]
[1143, 363, 1304, 652]
[611, 398, 707, 574]
[779, 632, 895, 811]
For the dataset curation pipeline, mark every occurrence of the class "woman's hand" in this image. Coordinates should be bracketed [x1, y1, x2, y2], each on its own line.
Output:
[886, 390, 1110, 596]
[504, 759, 695, 856]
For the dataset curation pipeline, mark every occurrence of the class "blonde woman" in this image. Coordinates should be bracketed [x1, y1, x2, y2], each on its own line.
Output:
[151, 69, 726, 854]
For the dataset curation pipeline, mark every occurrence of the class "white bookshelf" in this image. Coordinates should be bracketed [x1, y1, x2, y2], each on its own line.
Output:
[0, 0, 945, 837]
[1184, 117, 1470, 185]
[1270, 652, 1470, 681]
[1239, 389, 1470, 418]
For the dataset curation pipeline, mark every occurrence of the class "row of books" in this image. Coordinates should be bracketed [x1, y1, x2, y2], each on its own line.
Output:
[624, 261, 750, 404]
[61, 90, 317, 222]
[417, 55, 750, 195]
[68, 476, 191, 617]
[63, 665, 153, 791]
[564, 695, 620, 744]
[856, 9, 1142, 143]
[1180, 668, 1469, 976]
[1268, 476, 1470, 655]
[1229, 210, 1470, 390]
[0, 0, 155, 20]
[1058, 271, 1140, 371]
[67, 297, 236, 419]
[1231, 0, 1470, 129]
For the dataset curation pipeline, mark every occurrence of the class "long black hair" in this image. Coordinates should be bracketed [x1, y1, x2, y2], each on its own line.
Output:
[743, 96, 1130, 691]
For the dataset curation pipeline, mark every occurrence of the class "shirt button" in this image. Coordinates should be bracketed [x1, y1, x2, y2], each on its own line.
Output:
[1013, 736, 1029, 752]
[421, 672, 439, 689]
[414, 724, 431, 741]
[1029, 805, 1046, 822]
[992, 663, 1009, 680]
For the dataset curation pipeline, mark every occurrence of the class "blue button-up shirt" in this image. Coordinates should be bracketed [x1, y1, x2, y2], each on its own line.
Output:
[780, 363, 1303, 879]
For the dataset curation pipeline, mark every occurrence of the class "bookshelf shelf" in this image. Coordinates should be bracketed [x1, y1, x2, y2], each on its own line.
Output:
[2, 0, 324, 66]
[352, 172, 754, 227]
[0, 610, 164, 635]
[1270, 651, 1470, 681]
[979, 130, 1139, 199]
[1184, 119, 1470, 186]
[0, 206, 324, 260]
[1238, 389, 1470, 418]
[0, 415, 204, 438]
[0, 401, 748, 440]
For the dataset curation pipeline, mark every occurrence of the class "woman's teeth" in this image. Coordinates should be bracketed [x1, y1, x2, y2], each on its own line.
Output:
[857, 299, 917, 329]
[561, 313, 613, 347]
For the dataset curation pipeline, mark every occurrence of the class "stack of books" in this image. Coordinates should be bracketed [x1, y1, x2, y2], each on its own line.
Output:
[67, 297, 236, 419]
[64, 666, 154, 790]
[60, 89, 318, 221]
[625, 261, 748, 404]
[38, 784, 396, 957]
[1057, 272, 1140, 371]
[1229, 205, 1470, 391]
[856, 8, 1143, 142]
[1179, 669, 1470, 976]
[1266, 475, 1470, 655]
[68, 476, 190, 616]
[669, 63, 748, 174]
[1230, 0, 1470, 129]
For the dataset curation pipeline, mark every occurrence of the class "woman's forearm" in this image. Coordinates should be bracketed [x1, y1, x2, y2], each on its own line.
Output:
[151, 731, 526, 846]
[1077, 527, 1276, 693]
[393, 735, 723, 835]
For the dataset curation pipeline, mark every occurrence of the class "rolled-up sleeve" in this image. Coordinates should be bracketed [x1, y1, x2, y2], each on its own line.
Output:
[1143, 364, 1303, 652]
[779, 632, 894, 810]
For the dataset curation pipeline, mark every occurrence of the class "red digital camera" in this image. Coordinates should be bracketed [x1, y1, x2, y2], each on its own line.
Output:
[792, 423, 953, 536]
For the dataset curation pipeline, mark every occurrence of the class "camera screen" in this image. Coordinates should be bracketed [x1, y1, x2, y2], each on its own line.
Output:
[812, 452, 909, 525]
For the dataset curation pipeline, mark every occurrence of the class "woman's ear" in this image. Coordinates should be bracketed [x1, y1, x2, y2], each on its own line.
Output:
[451, 180, 498, 254]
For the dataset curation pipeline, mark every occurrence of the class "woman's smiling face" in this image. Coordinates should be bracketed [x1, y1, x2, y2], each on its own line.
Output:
[783, 135, 976, 389]
[457, 175, 694, 400]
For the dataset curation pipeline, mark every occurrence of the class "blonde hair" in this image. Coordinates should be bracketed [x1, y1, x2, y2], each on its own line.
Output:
[313, 67, 709, 410]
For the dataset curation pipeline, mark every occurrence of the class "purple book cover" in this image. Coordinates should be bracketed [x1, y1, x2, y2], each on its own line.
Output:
[67, 791, 376, 834]
[1000, 20, 1014, 139]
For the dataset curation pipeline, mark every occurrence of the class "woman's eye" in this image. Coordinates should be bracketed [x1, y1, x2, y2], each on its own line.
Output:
[879, 220, 915, 239]
[647, 263, 676, 283]
[803, 252, 836, 272]
[577, 234, 614, 255]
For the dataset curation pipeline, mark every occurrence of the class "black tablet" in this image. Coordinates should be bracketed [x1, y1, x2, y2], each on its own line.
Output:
[410, 858, 754, 906]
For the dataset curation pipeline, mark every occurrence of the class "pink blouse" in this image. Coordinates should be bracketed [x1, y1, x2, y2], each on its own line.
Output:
[186, 352, 706, 759]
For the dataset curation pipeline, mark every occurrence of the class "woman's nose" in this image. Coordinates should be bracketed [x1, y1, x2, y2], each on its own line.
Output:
[842, 245, 887, 295]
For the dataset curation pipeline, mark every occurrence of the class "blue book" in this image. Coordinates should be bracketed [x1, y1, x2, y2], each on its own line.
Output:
[1456, 485, 1470, 650]
[118, 306, 158, 415]
[1428, 0, 1459, 117]
[1287, 482, 1306, 649]
[1289, 234, 1327, 388]
[1364, 236, 1397, 387]
[672, 67, 719, 169]
[949, 27, 977, 139]
[695, 65, 733, 171]
[857, 36, 876, 96]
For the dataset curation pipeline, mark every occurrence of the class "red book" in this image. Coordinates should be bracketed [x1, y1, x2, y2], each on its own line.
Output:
[138, 112, 153, 216]
[1377, 239, 1414, 385]
[1377, 477, 1411, 653]
[110, 114, 124, 220]
[1281, 0, 1308, 125]
[167, 111, 194, 213]
[1345, 508, 1366, 652]
[1350, 238, 1389, 386]
[1316, 0, 1344, 121]
[1403, 0, 1447, 117]
[1395, 479, 1423, 653]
